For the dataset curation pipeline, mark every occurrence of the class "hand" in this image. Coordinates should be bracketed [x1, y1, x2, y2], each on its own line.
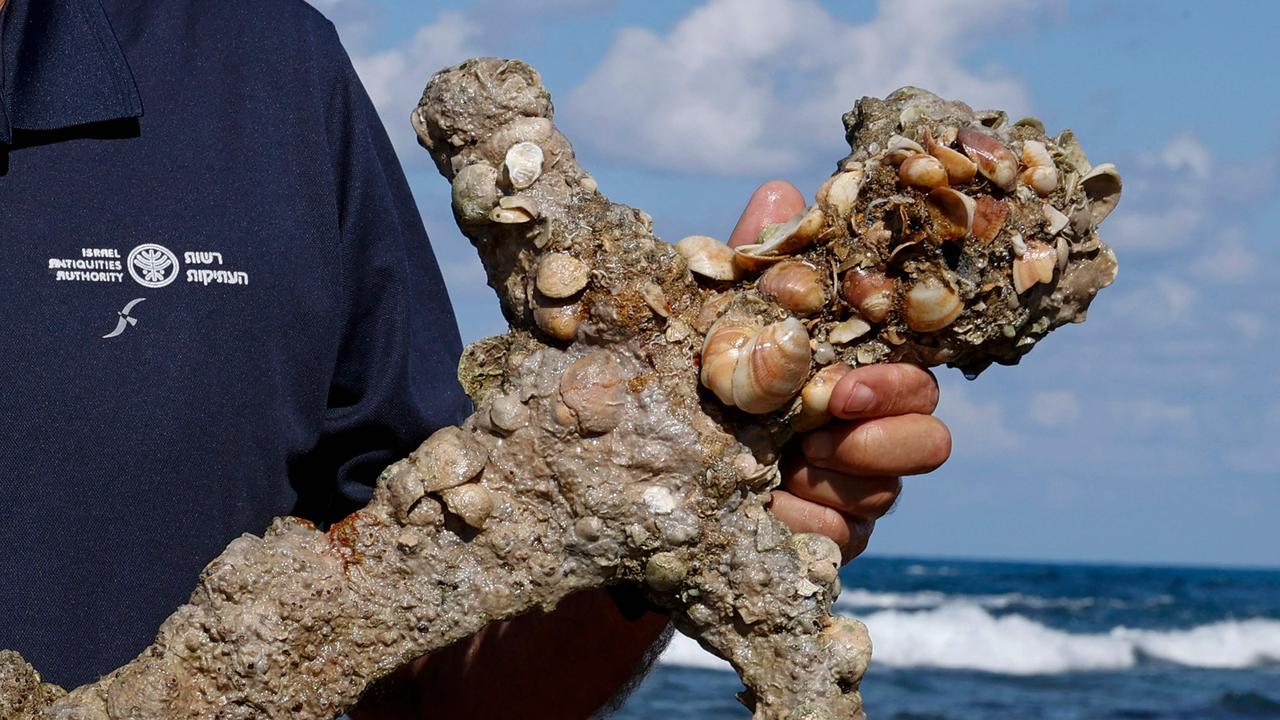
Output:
[729, 181, 952, 562]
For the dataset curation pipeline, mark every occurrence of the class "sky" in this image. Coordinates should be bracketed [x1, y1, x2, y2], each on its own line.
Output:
[311, 0, 1280, 569]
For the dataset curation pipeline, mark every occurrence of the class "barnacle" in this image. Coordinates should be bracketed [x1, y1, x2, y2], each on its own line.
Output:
[1, 64, 1118, 720]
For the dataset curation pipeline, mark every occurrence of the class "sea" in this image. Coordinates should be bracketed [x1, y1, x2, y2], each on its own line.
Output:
[616, 556, 1280, 719]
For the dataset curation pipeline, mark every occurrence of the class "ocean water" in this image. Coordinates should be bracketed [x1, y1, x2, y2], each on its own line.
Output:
[616, 557, 1280, 719]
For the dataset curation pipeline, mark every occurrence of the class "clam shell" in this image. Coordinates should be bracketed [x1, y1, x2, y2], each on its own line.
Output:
[904, 277, 963, 332]
[533, 296, 585, 342]
[827, 317, 871, 345]
[884, 134, 925, 165]
[958, 126, 1018, 191]
[758, 261, 827, 316]
[972, 195, 1008, 243]
[677, 235, 742, 281]
[927, 187, 976, 238]
[536, 253, 590, 299]
[1080, 163, 1122, 226]
[412, 426, 488, 492]
[503, 141, 545, 190]
[1043, 203, 1070, 236]
[558, 350, 628, 435]
[924, 129, 977, 184]
[1012, 241, 1058, 293]
[898, 154, 949, 191]
[440, 484, 494, 529]
[490, 195, 539, 224]
[451, 164, 501, 224]
[818, 167, 865, 217]
[730, 317, 812, 414]
[734, 205, 826, 271]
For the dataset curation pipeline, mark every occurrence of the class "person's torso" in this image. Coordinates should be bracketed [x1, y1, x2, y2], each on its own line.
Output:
[0, 0, 355, 686]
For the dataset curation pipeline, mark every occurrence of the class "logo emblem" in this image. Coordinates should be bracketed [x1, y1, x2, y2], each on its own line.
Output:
[127, 243, 179, 288]
[102, 298, 147, 339]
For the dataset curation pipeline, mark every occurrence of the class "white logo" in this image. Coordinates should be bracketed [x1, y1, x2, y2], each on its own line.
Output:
[127, 244, 179, 288]
[102, 298, 146, 339]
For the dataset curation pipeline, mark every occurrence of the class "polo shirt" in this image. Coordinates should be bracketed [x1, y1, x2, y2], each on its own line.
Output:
[0, 0, 470, 688]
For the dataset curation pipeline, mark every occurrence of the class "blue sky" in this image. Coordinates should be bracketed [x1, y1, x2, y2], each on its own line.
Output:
[314, 0, 1280, 568]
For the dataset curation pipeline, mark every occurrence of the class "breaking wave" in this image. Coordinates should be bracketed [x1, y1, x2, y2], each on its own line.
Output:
[659, 603, 1280, 675]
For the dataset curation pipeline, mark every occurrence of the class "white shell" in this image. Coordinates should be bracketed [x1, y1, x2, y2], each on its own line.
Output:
[828, 317, 871, 345]
[677, 235, 742, 281]
[536, 253, 590, 298]
[904, 277, 963, 332]
[504, 141, 545, 190]
[1080, 163, 1123, 226]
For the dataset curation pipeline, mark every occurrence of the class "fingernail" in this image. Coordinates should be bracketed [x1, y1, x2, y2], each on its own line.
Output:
[842, 382, 876, 414]
[802, 431, 834, 460]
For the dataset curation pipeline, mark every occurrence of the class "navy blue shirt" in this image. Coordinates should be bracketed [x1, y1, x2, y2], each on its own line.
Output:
[0, 0, 470, 688]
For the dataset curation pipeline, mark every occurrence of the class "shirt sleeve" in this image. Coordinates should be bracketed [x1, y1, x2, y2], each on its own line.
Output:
[293, 23, 472, 525]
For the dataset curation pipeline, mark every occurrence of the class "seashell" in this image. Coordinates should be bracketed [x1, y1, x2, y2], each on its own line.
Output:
[813, 342, 836, 365]
[559, 350, 628, 435]
[927, 187, 976, 239]
[1009, 232, 1028, 257]
[1013, 116, 1046, 134]
[957, 127, 1018, 191]
[535, 253, 590, 299]
[488, 394, 528, 433]
[734, 205, 825, 271]
[840, 268, 896, 323]
[578, 174, 599, 193]
[533, 296, 585, 342]
[972, 195, 1008, 243]
[817, 167, 865, 217]
[440, 483, 494, 529]
[451, 164, 501, 224]
[676, 235, 742, 282]
[758, 261, 827, 316]
[478, 117, 553, 165]
[645, 552, 687, 592]
[730, 317, 812, 414]
[1019, 140, 1058, 195]
[640, 281, 669, 318]
[884, 134, 925, 165]
[898, 154, 948, 191]
[1080, 163, 1122, 226]
[1012, 240, 1057, 293]
[411, 426, 488, 492]
[503, 141, 544, 190]
[923, 129, 977, 184]
[700, 316, 757, 406]
[1043, 203, 1070, 236]
[1056, 236, 1070, 274]
[820, 616, 873, 682]
[827, 318, 871, 345]
[692, 291, 734, 334]
[384, 460, 427, 520]
[490, 195, 539, 224]
[904, 277, 963, 332]
[789, 532, 843, 586]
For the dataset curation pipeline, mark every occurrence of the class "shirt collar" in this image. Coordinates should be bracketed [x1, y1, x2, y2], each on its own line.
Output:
[0, 0, 142, 144]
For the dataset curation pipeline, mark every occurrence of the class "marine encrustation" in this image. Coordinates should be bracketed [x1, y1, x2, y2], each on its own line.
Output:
[0, 58, 1119, 719]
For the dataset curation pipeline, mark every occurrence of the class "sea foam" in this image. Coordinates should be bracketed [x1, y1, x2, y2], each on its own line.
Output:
[658, 601, 1280, 675]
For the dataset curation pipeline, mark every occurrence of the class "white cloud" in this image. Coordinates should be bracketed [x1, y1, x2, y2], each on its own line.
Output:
[1113, 275, 1198, 329]
[1194, 227, 1259, 284]
[1029, 391, 1081, 427]
[934, 380, 1020, 456]
[566, 0, 1033, 176]
[1159, 133, 1212, 180]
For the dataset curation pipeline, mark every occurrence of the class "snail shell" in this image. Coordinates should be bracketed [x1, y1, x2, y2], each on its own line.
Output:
[700, 316, 812, 414]
[758, 261, 827, 316]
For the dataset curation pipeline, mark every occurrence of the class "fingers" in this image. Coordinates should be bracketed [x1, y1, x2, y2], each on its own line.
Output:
[782, 461, 902, 518]
[828, 364, 940, 420]
[801, 414, 952, 476]
[769, 491, 874, 563]
[728, 180, 806, 248]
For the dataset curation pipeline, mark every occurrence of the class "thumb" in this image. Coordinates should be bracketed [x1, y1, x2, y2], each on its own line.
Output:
[727, 180, 806, 248]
